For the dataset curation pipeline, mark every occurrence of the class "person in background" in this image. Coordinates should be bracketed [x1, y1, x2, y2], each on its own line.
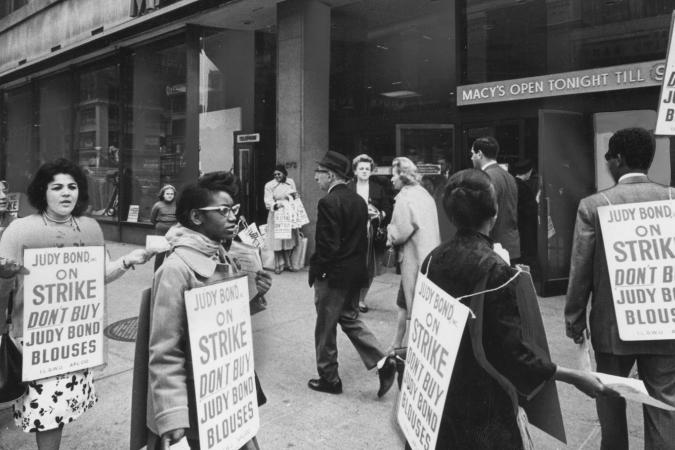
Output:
[264, 164, 298, 274]
[0, 158, 152, 450]
[150, 184, 177, 270]
[347, 154, 392, 313]
[470, 136, 520, 262]
[566, 127, 675, 449]
[510, 159, 538, 270]
[0, 180, 15, 329]
[386, 157, 440, 355]
[425, 168, 613, 449]
[308, 151, 396, 397]
[146, 171, 271, 449]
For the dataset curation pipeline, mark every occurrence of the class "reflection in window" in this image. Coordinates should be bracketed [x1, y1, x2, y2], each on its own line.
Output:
[77, 66, 121, 220]
[4, 86, 34, 194]
[40, 74, 73, 169]
[129, 41, 187, 223]
[464, 0, 675, 83]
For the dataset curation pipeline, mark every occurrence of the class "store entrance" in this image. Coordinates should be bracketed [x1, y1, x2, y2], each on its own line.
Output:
[537, 110, 595, 296]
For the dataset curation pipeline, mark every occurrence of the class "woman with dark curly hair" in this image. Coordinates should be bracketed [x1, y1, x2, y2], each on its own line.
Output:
[415, 169, 614, 449]
[0, 158, 153, 450]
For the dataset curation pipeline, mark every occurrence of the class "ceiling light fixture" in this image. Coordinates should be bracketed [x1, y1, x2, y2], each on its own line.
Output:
[380, 90, 421, 98]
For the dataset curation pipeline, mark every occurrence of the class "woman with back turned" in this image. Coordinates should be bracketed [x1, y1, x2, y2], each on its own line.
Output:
[415, 169, 615, 449]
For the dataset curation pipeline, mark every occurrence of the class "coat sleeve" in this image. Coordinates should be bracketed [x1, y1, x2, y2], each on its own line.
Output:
[312, 197, 341, 275]
[150, 202, 160, 225]
[564, 199, 595, 340]
[388, 197, 418, 246]
[484, 269, 556, 397]
[148, 261, 192, 436]
[263, 181, 275, 210]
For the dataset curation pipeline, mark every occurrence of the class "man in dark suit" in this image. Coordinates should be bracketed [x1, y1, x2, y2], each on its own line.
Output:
[308, 150, 396, 396]
[566, 127, 675, 449]
[511, 159, 538, 270]
[470, 136, 521, 261]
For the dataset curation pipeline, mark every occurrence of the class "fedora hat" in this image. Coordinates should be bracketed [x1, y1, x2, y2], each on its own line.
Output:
[317, 151, 351, 179]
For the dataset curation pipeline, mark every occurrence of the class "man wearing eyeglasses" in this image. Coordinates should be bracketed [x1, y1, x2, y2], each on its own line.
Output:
[307, 150, 397, 397]
[565, 127, 675, 449]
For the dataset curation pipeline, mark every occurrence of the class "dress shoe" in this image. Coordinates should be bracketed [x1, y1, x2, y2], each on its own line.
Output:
[377, 356, 397, 398]
[308, 377, 343, 394]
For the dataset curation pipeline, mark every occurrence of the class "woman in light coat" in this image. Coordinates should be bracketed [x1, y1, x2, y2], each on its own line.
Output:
[386, 157, 440, 353]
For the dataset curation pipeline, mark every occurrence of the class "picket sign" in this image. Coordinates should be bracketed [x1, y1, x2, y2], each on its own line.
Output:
[273, 202, 293, 239]
[237, 217, 265, 249]
[291, 198, 310, 227]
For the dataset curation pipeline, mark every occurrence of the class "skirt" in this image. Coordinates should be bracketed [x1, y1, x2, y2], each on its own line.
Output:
[13, 369, 97, 432]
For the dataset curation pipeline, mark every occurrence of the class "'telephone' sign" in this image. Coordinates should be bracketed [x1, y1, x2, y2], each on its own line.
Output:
[458, 60, 665, 106]
[656, 12, 675, 136]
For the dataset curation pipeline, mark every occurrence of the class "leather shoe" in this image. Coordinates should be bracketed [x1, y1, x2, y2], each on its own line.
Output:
[308, 377, 343, 394]
[377, 356, 397, 398]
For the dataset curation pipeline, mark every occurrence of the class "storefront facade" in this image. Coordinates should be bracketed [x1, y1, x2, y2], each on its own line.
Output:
[1, 0, 674, 294]
[457, 0, 675, 294]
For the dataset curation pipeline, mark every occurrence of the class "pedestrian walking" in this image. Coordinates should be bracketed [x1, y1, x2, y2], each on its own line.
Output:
[307, 150, 396, 397]
[144, 171, 271, 450]
[346, 154, 393, 313]
[264, 164, 298, 274]
[470, 136, 520, 261]
[565, 127, 675, 449]
[420, 168, 614, 449]
[0, 158, 152, 450]
[386, 157, 440, 355]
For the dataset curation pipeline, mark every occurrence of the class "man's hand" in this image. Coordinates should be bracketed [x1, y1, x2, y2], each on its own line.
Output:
[161, 428, 185, 449]
[255, 270, 272, 295]
[555, 366, 621, 399]
[567, 327, 588, 345]
[125, 249, 154, 266]
[0, 257, 27, 278]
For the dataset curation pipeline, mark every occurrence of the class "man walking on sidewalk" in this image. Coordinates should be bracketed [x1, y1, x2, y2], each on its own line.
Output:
[308, 150, 396, 397]
[566, 127, 675, 449]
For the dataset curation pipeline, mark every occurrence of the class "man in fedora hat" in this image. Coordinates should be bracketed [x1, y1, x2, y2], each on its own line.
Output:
[308, 150, 396, 396]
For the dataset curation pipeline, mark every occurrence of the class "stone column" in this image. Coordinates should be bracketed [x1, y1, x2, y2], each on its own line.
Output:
[277, 0, 330, 255]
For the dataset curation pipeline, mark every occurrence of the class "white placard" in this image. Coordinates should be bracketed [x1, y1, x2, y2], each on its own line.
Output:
[598, 200, 675, 340]
[656, 12, 675, 135]
[397, 272, 472, 450]
[127, 205, 140, 222]
[22, 246, 106, 381]
[272, 202, 292, 240]
[185, 276, 259, 450]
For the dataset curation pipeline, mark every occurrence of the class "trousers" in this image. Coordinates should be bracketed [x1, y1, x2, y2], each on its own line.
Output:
[595, 352, 675, 450]
[313, 279, 385, 383]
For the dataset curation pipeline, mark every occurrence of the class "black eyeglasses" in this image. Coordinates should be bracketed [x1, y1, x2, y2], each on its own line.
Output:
[198, 204, 241, 217]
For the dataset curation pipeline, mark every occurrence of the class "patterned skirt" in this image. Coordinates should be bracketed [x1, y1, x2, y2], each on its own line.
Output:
[13, 369, 98, 432]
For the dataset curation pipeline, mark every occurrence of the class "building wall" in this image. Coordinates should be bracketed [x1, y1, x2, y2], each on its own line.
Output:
[0, 0, 131, 74]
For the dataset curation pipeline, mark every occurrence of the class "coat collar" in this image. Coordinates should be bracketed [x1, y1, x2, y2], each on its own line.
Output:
[174, 246, 234, 278]
[617, 173, 649, 184]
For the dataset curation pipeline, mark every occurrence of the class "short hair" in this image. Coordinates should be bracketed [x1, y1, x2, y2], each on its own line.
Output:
[158, 184, 176, 201]
[392, 157, 421, 185]
[472, 136, 500, 160]
[27, 158, 89, 216]
[352, 154, 375, 172]
[443, 169, 497, 230]
[176, 171, 241, 228]
[274, 164, 288, 177]
[608, 127, 655, 171]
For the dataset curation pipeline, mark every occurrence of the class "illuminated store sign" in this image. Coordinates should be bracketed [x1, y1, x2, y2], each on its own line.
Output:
[458, 60, 665, 106]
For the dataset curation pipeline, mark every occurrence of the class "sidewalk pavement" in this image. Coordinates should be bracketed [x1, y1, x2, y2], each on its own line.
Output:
[1, 241, 644, 449]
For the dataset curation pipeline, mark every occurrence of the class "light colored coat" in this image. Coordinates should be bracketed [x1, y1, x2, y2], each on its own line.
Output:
[388, 184, 440, 312]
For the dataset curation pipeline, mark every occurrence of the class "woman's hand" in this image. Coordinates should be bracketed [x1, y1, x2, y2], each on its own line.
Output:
[367, 204, 380, 220]
[0, 257, 26, 278]
[124, 249, 154, 267]
[161, 428, 186, 449]
[255, 270, 272, 295]
[555, 366, 620, 399]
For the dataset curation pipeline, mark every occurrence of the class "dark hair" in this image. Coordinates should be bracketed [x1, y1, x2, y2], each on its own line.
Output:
[274, 164, 288, 177]
[608, 127, 655, 170]
[176, 171, 241, 228]
[472, 136, 499, 160]
[443, 169, 497, 230]
[352, 154, 375, 172]
[27, 158, 89, 216]
[510, 158, 533, 176]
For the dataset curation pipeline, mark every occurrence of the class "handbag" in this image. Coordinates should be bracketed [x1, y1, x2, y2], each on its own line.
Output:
[290, 232, 308, 269]
[0, 289, 25, 404]
[373, 219, 388, 252]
